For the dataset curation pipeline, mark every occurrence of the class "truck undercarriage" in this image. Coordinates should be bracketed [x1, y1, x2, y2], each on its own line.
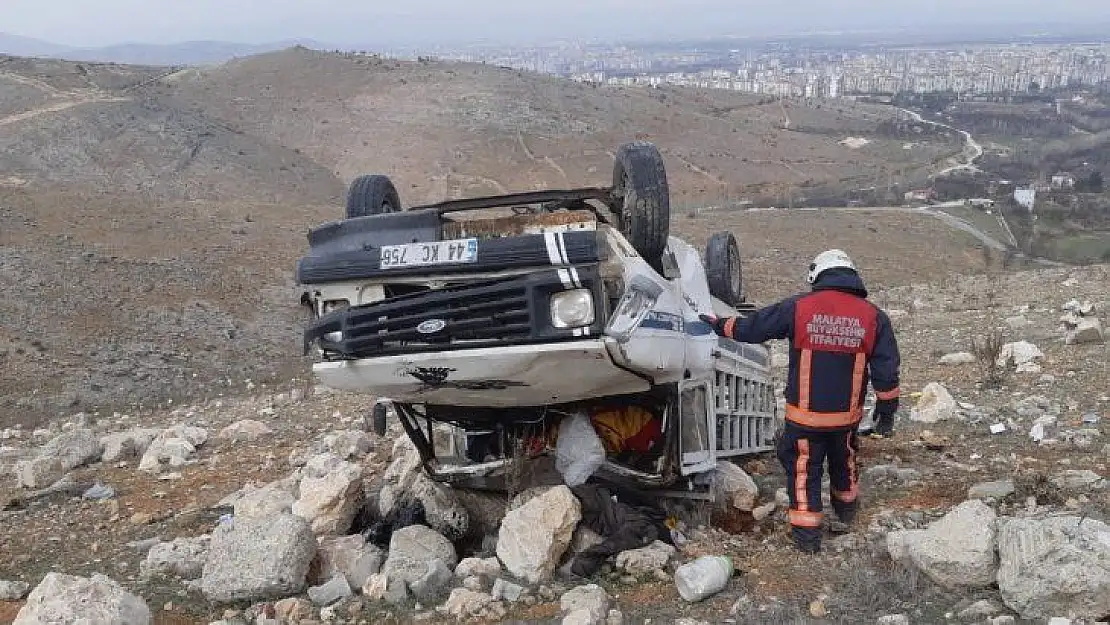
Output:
[391, 385, 682, 492]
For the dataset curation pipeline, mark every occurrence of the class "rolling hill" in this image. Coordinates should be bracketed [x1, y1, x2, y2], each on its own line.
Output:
[153, 47, 955, 209]
[0, 32, 331, 66]
[0, 33, 71, 58]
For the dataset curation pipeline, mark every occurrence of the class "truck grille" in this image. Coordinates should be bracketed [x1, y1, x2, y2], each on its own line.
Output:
[344, 281, 531, 352]
[304, 268, 602, 358]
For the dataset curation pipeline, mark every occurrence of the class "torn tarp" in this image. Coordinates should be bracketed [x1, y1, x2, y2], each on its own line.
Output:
[567, 484, 673, 577]
[357, 500, 427, 549]
[555, 413, 606, 487]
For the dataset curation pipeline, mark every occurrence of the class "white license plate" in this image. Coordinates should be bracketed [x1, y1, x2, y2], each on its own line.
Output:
[379, 238, 478, 269]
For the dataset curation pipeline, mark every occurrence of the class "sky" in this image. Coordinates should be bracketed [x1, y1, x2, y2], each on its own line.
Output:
[3, 0, 1110, 48]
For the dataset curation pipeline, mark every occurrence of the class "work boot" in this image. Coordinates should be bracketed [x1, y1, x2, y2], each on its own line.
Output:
[832, 500, 858, 525]
[873, 414, 895, 438]
[791, 527, 821, 554]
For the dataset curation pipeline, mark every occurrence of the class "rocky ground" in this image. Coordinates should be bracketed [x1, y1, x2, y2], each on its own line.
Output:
[0, 264, 1107, 625]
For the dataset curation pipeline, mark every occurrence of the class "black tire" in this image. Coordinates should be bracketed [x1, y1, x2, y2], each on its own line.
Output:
[705, 231, 745, 305]
[371, 402, 389, 436]
[612, 142, 671, 272]
[346, 175, 402, 219]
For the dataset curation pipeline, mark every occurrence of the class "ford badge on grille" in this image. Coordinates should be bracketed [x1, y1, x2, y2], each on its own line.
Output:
[416, 319, 447, 334]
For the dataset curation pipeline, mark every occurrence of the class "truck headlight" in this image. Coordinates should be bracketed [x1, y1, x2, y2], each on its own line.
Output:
[324, 331, 343, 342]
[550, 289, 595, 328]
[605, 276, 664, 343]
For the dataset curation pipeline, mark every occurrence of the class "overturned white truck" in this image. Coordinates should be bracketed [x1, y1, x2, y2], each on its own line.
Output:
[297, 142, 780, 494]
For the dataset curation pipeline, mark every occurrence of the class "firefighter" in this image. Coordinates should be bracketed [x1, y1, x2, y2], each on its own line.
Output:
[700, 249, 901, 553]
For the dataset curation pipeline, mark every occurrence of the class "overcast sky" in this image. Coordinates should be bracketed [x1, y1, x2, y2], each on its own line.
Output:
[3, 0, 1110, 48]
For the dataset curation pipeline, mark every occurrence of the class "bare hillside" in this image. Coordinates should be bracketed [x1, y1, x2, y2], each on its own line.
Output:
[3, 47, 952, 207]
[0, 55, 344, 203]
[0, 47, 998, 428]
[153, 47, 950, 208]
[0, 188, 338, 427]
[671, 207, 1010, 299]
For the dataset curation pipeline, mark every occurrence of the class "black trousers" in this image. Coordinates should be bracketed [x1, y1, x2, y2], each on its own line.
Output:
[776, 422, 860, 530]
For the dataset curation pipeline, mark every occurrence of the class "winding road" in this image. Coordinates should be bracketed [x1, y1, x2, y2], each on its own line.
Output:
[0, 95, 132, 127]
[0, 66, 191, 129]
[896, 107, 984, 178]
[0, 71, 132, 128]
[887, 107, 1049, 259]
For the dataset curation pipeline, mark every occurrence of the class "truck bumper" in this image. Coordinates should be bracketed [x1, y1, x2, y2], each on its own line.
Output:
[312, 339, 651, 407]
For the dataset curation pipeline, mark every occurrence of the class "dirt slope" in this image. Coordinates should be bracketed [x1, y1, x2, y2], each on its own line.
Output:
[672, 207, 1015, 300]
[0, 55, 344, 203]
[0, 188, 337, 427]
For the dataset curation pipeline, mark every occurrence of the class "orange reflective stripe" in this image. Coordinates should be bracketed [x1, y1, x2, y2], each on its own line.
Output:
[788, 510, 824, 528]
[785, 404, 863, 429]
[723, 317, 736, 339]
[834, 433, 860, 502]
[798, 349, 813, 410]
[875, 387, 901, 400]
[848, 352, 866, 409]
[794, 438, 810, 512]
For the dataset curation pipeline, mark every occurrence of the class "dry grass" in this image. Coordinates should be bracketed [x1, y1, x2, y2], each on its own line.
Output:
[822, 552, 936, 624]
[0, 187, 337, 427]
[1012, 470, 1068, 507]
[971, 327, 1007, 388]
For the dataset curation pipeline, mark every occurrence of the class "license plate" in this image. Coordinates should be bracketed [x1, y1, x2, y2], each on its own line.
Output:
[379, 238, 478, 269]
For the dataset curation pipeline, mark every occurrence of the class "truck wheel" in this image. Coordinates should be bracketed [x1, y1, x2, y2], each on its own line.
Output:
[612, 142, 670, 272]
[346, 175, 402, 219]
[705, 231, 745, 305]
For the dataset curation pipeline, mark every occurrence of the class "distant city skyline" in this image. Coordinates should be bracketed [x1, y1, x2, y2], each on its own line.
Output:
[4, 0, 1110, 48]
[554, 42, 1110, 98]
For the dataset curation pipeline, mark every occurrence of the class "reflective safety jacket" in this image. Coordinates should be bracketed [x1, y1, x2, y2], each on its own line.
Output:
[720, 269, 901, 431]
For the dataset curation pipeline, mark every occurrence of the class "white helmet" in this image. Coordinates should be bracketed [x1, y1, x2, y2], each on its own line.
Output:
[807, 249, 856, 284]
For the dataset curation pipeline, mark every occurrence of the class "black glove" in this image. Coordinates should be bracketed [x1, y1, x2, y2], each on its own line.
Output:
[872, 398, 899, 438]
[699, 314, 731, 338]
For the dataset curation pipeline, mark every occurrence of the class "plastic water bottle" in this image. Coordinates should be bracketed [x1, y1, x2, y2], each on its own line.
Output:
[674, 555, 734, 602]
